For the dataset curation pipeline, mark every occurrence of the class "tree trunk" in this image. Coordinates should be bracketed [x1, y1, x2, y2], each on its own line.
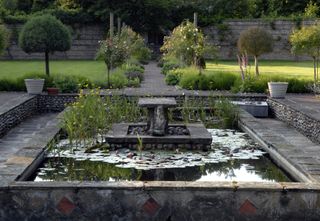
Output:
[254, 56, 259, 76]
[107, 67, 110, 89]
[45, 51, 50, 76]
[313, 57, 317, 85]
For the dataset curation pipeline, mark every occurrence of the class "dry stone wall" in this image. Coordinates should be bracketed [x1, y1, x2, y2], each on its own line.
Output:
[0, 19, 318, 60]
[204, 19, 317, 60]
[1, 24, 105, 60]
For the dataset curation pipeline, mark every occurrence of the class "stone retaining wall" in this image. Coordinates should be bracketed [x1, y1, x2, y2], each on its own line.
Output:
[1, 19, 318, 60]
[0, 96, 38, 137]
[0, 182, 319, 221]
[268, 98, 320, 144]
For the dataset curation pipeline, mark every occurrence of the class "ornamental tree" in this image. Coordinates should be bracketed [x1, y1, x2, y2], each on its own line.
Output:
[161, 21, 212, 70]
[290, 24, 320, 83]
[19, 14, 71, 76]
[238, 27, 273, 76]
[119, 26, 151, 62]
[96, 35, 129, 88]
[0, 24, 9, 55]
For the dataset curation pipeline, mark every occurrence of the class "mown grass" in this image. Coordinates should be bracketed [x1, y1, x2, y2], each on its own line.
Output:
[0, 60, 107, 81]
[206, 60, 315, 80]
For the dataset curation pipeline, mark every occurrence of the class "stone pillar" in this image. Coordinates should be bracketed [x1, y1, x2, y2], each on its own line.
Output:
[153, 106, 168, 136]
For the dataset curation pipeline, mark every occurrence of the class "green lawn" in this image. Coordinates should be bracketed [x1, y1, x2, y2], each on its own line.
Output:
[0, 60, 316, 81]
[207, 60, 315, 80]
[0, 60, 107, 81]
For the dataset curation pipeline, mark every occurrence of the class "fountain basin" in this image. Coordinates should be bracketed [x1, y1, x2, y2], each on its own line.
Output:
[105, 123, 212, 150]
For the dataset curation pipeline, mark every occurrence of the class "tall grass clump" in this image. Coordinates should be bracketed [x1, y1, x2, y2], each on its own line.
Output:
[61, 90, 143, 151]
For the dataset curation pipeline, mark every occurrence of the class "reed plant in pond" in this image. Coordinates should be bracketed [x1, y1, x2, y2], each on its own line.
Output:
[61, 90, 144, 151]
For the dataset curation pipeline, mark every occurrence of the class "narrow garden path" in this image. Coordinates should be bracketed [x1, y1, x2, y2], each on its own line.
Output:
[124, 61, 182, 96]
[0, 113, 59, 185]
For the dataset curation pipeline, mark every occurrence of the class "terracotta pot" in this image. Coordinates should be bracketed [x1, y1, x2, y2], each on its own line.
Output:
[47, 87, 59, 95]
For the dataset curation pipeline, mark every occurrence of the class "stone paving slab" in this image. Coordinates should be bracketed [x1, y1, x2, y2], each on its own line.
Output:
[276, 95, 320, 121]
[0, 92, 35, 115]
[240, 110, 320, 183]
[0, 113, 60, 186]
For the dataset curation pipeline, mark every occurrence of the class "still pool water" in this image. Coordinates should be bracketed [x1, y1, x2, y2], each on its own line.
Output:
[32, 129, 293, 182]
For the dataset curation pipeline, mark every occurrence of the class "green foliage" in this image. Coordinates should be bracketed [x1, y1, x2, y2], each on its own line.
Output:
[290, 24, 320, 58]
[119, 26, 151, 63]
[53, 75, 87, 93]
[238, 27, 273, 57]
[290, 24, 320, 82]
[0, 24, 9, 54]
[61, 88, 108, 149]
[238, 27, 273, 76]
[177, 67, 237, 90]
[165, 71, 181, 85]
[161, 59, 182, 75]
[232, 75, 312, 93]
[161, 21, 215, 68]
[19, 14, 71, 75]
[214, 99, 239, 129]
[19, 14, 71, 53]
[304, 1, 319, 18]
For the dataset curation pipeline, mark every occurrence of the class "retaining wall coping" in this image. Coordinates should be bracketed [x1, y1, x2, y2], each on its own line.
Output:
[8, 181, 320, 192]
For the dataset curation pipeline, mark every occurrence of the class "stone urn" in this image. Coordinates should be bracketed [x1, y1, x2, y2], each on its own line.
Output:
[268, 82, 288, 98]
[24, 79, 45, 95]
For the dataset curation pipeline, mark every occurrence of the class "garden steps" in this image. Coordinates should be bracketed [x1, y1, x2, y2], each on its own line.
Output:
[0, 113, 60, 186]
[239, 110, 320, 183]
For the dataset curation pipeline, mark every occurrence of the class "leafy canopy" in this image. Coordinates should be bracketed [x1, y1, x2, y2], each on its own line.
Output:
[238, 27, 273, 57]
[19, 14, 71, 53]
[290, 24, 320, 58]
[161, 21, 214, 66]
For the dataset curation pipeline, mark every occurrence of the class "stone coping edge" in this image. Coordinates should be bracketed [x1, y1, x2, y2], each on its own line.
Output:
[238, 109, 314, 183]
[6, 181, 320, 192]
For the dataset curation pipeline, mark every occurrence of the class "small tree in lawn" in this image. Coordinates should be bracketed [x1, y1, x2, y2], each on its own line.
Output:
[238, 27, 273, 76]
[96, 35, 129, 88]
[0, 24, 9, 55]
[290, 24, 320, 84]
[19, 15, 71, 76]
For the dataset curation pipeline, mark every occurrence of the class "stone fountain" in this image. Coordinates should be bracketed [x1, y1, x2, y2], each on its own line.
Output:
[105, 97, 212, 150]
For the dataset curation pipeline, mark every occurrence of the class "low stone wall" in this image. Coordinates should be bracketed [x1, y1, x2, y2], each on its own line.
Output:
[0, 182, 319, 220]
[0, 95, 38, 137]
[268, 98, 320, 144]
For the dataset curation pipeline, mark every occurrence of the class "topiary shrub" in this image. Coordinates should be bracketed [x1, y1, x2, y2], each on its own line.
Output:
[238, 27, 273, 76]
[19, 14, 71, 76]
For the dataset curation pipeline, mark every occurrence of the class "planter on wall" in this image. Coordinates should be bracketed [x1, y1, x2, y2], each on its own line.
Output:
[24, 79, 45, 95]
[268, 82, 288, 98]
[47, 87, 59, 95]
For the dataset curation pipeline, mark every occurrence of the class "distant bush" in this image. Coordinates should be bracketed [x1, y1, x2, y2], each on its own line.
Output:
[165, 72, 181, 85]
[53, 75, 88, 93]
[232, 75, 312, 93]
[176, 67, 237, 90]
[161, 60, 182, 75]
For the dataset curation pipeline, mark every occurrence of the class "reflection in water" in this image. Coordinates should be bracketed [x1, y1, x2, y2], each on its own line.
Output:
[33, 156, 291, 182]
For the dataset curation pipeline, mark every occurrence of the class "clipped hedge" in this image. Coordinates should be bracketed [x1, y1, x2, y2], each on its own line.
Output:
[166, 66, 313, 93]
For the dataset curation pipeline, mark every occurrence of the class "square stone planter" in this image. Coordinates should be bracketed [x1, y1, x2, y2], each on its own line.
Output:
[24, 79, 45, 95]
[268, 82, 288, 98]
